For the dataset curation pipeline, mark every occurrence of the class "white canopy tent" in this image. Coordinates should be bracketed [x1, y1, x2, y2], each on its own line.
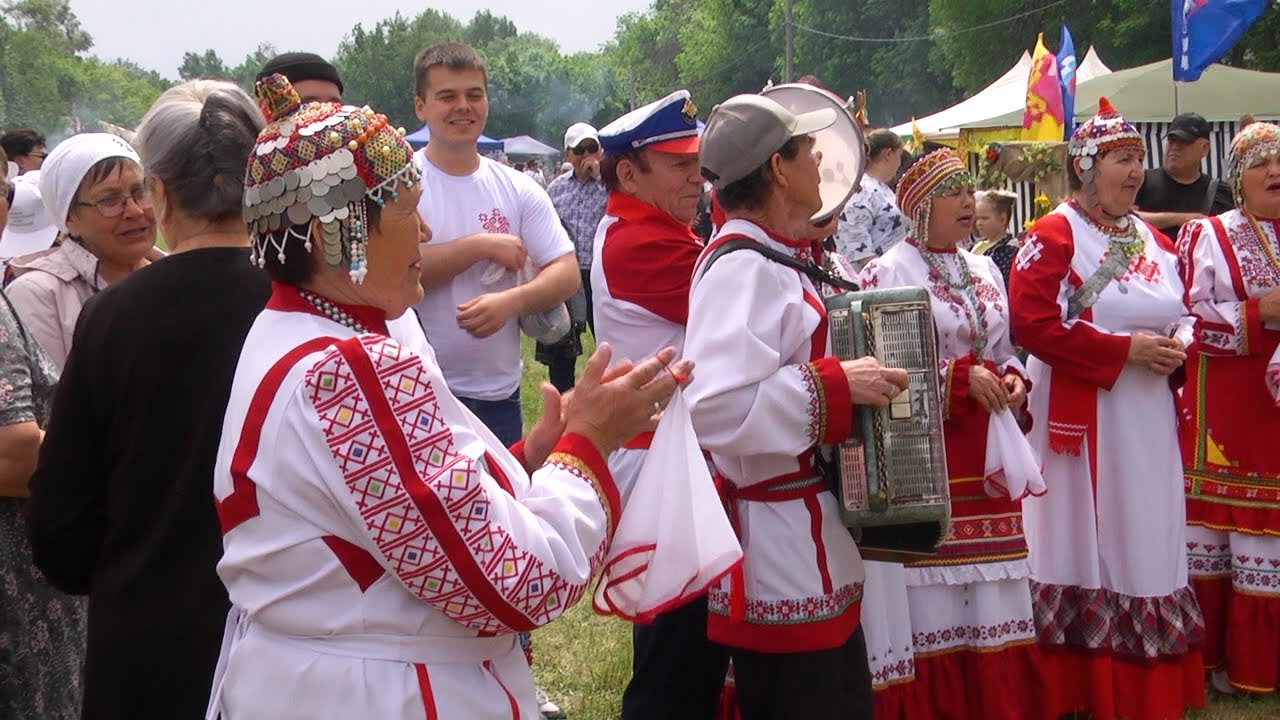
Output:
[890, 47, 1111, 141]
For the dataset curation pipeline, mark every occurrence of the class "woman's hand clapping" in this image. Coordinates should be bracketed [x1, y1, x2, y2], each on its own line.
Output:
[563, 343, 692, 456]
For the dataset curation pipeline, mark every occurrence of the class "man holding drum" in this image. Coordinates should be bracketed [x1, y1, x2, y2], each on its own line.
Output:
[684, 94, 908, 719]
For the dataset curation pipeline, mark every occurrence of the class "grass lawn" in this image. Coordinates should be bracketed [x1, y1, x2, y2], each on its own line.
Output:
[517, 336, 1280, 720]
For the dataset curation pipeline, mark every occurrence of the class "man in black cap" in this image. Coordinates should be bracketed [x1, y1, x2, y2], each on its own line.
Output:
[256, 51, 343, 103]
[1134, 112, 1233, 240]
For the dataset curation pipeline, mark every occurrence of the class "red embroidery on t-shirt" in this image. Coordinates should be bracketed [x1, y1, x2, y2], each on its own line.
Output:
[479, 208, 511, 234]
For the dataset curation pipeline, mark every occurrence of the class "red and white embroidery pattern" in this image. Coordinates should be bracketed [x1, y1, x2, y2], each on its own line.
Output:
[912, 618, 1037, 655]
[305, 335, 594, 633]
[479, 207, 511, 235]
[707, 581, 863, 624]
[1119, 253, 1163, 285]
[799, 363, 823, 444]
[1226, 214, 1280, 294]
[870, 655, 915, 688]
[1186, 540, 1232, 577]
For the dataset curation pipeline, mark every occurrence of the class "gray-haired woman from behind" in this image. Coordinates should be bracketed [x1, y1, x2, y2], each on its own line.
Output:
[24, 79, 271, 719]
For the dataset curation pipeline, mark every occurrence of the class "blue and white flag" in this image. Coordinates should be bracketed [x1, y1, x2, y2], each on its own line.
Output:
[1173, 0, 1268, 82]
[1057, 25, 1078, 139]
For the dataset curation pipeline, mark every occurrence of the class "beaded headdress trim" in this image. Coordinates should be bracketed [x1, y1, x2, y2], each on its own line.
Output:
[243, 74, 421, 284]
[1067, 97, 1143, 160]
[1228, 122, 1280, 203]
[896, 149, 973, 247]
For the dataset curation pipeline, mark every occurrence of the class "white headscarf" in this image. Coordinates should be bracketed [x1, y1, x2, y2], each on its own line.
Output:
[38, 133, 141, 233]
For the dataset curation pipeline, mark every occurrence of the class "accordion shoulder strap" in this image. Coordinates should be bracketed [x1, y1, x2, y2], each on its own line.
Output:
[699, 236, 859, 292]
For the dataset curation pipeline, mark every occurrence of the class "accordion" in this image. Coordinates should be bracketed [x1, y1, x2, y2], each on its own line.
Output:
[822, 287, 951, 562]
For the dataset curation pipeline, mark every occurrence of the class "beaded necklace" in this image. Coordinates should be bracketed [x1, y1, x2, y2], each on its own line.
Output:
[1069, 199, 1146, 292]
[299, 289, 369, 334]
[919, 245, 988, 358]
[1244, 211, 1280, 279]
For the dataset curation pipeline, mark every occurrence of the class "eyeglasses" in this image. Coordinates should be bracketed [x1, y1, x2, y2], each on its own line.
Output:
[75, 187, 153, 218]
[571, 141, 600, 156]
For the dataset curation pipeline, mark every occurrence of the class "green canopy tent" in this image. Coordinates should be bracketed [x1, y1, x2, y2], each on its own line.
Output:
[954, 58, 1280, 231]
[958, 58, 1280, 179]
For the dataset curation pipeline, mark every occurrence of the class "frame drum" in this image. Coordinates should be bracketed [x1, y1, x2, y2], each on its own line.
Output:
[760, 83, 866, 224]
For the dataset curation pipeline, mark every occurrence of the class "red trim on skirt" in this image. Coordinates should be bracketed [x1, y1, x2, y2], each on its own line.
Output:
[1190, 574, 1229, 671]
[1193, 572, 1280, 693]
[900, 641, 1049, 720]
[871, 677, 916, 720]
[1039, 646, 1205, 720]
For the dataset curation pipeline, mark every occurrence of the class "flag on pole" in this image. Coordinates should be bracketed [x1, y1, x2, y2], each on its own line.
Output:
[1173, 0, 1268, 82]
[911, 117, 925, 152]
[1057, 25, 1078, 139]
[1022, 33, 1065, 142]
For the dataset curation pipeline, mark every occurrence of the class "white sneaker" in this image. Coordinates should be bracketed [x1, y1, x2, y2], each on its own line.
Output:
[1211, 669, 1237, 695]
[535, 686, 566, 719]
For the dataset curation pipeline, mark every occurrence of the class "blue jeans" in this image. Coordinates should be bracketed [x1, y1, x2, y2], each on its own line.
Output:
[457, 389, 523, 446]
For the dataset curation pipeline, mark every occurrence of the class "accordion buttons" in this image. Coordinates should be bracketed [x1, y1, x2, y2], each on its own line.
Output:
[889, 388, 913, 420]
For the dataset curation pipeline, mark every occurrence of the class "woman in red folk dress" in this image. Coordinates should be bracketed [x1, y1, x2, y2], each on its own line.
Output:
[1182, 121, 1280, 696]
[1010, 98, 1205, 720]
[857, 149, 1047, 720]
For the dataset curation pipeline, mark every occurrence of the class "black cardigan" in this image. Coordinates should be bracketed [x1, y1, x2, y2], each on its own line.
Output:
[26, 247, 270, 719]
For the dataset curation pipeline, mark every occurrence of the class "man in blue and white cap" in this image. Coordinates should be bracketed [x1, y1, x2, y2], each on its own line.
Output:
[588, 89, 730, 720]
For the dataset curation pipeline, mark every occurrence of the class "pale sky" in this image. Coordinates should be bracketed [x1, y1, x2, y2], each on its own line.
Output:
[69, 0, 653, 78]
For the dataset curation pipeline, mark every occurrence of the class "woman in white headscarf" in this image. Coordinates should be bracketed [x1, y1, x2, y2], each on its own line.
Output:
[6, 134, 157, 368]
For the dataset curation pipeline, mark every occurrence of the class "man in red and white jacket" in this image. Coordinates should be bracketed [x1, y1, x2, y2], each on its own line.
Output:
[590, 89, 732, 720]
[685, 94, 908, 719]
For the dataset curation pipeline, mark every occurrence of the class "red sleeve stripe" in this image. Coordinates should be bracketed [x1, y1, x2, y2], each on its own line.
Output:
[217, 337, 337, 535]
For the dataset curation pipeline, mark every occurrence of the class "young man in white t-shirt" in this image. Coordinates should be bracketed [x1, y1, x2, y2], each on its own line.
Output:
[411, 42, 578, 448]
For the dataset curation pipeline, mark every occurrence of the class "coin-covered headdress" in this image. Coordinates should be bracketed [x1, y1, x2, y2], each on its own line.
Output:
[243, 74, 420, 283]
[1067, 97, 1142, 209]
[1227, 121, 1280, 205]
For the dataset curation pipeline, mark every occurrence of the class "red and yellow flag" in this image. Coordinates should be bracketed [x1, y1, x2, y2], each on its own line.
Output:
[1021, 33, 1065, 142]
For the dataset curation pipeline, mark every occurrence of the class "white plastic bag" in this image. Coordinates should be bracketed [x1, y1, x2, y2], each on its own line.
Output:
[983, 408, 1046, 500]
[480, 258, 571, 344]
[593, 389, 742, 623]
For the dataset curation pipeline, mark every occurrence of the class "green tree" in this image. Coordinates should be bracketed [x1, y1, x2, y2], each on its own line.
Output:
[334, 9, 465, 128]
[791, 0, 955, 126]
[0, 0, 89, 133]
[1228, 1, 1280, 71]
[4, 0, 91, 53]
[178, 49, 231, 81]
[71, 58, 168, 130]
[602, 3, 685, 110]
[675, 0, 780, 106]
[466, 10, 518, 47]
[229, 42, 278, 93]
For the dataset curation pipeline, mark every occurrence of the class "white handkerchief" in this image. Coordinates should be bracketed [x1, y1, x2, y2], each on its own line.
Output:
[593, 389, 742, 623]
[983, 408, 1046, 501]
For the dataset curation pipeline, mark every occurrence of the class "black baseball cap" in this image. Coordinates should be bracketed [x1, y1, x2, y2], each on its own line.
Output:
[256, 52, 344, 94]
[1167, 113, 1210, 142]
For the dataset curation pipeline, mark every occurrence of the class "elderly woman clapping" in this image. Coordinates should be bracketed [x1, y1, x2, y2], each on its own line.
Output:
[204, 75, 688, 719]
